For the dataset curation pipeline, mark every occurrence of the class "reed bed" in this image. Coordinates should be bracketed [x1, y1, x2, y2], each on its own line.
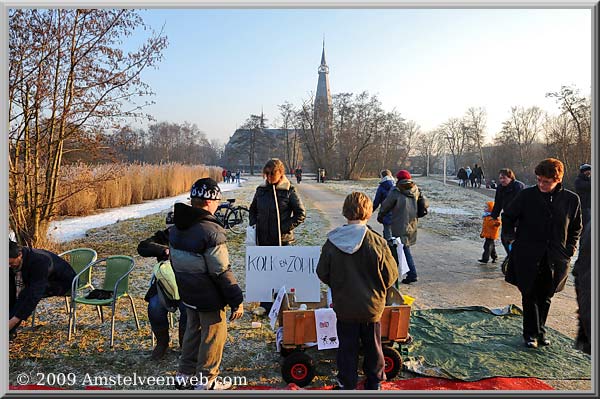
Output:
[57, 163, 222, 217]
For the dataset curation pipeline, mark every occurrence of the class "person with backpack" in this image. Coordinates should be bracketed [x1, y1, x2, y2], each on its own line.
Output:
[137, 212, 188, 361]
[372, 169, 395, 240]
[377, 170, 429, 284]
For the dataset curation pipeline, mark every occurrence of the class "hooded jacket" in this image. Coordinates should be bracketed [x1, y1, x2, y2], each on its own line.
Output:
[481, 201, 501, 240]
[316, 224, 398, 322]
[10, 247, 75, 320]
[249, 175, 306, 245]
[377, 181, 428, 246]
[168, 203, 243, 312]
[502, 183, 582, 294]
[373, 175, 395, 225]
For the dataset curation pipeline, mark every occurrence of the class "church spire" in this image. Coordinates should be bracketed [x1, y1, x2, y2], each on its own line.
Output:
[320, 40, 326, 66]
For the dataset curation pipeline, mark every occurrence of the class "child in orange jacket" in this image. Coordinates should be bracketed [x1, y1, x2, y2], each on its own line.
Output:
[478, 201, 501, 264]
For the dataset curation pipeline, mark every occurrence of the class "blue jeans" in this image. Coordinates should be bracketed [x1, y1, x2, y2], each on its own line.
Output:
[403, 245, 417, 280]
[147, 293, 188, 331]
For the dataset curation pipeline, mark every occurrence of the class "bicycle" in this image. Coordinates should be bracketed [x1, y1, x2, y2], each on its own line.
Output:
[214, 199, 250, 234]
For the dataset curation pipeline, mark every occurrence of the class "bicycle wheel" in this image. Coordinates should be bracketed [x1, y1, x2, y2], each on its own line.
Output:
[214, 207, 227, 228]
[227, 207, 249, 234]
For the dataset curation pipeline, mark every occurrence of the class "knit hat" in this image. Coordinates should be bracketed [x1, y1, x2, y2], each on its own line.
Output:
[580, 163, 591, 172]
[396, 170, 412, 181]
[190, 178, 222, 200]
[9, 240, 21, 258]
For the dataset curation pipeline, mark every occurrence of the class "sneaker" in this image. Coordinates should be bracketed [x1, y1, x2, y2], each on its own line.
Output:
[491, 257, 498, 263]
[477, 259, 488, 264]
[195, 378, 233, 390]
[524, 337, 538, 349]
[538, 335, 550, 346]
[401, 278, 417, 284]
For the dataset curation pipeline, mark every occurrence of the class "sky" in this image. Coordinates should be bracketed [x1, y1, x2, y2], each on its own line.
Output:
[126, 8, 592, 144]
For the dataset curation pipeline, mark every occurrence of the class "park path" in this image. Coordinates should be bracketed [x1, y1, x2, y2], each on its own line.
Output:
[295, 179, 579, 337]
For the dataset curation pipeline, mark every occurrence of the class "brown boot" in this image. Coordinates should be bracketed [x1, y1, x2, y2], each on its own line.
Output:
[151, 329, 170, 360]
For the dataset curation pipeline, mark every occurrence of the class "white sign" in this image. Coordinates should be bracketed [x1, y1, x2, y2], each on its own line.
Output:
[268, 285, 287, 330]
[245, 246, 321, 302]
[314, 308, 339, 350]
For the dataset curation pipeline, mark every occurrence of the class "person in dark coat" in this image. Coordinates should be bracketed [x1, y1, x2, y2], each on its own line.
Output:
[573, 223, 591, 355]
[502, 158, 582, 349]
[171, 178, 244, 390]
[249, 158, 306, 313]
[574, 163, 591, 228]
[9, 240, 75, 336]
[457, 167, 467, 187]
[372, 169, 395, 240]
[490, 168, 526, 256]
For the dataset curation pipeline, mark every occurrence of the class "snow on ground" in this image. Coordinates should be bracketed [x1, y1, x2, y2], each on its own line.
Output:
[47, 181, 242, 243]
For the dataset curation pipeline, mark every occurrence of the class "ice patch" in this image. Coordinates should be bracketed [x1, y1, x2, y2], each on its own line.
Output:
[48, 181, 242, 243]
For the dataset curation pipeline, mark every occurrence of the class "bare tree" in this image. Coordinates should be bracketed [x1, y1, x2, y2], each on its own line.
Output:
[9, 9, 167, 245]
[463, 107, 487, 170]
[439, 117, 468, 174]
[240, 113, 268, 175]
[496, 106, 543, 174]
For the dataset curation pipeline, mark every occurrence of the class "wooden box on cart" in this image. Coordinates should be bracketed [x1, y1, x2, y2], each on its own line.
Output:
[282, 305, 411, 346]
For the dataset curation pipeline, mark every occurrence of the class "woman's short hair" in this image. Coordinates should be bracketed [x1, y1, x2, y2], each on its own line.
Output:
[342, 192, 373, 221]
[380, 169, 392, 178]
[498, 168, 515, 180]
[535, 158, 564, 182]
[263, 158, 286, 177]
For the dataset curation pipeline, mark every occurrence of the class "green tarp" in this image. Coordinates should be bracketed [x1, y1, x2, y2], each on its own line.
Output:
[404, 305, 591, 381]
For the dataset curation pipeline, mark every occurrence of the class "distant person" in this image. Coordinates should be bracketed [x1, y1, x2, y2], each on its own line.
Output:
[171, 178, 244, 390]
[9, 240, 76, 338]
[574, 163, 591, 228]
[221, 169, 227, 183]
[457, 167, 467, 188]
[249, 159, 306, 313]
[465, 166, 474, 187]
[235, 170, 241, 184]
[474, 164, 484, 188]
[137, 206, 188, 361]
[378, 170, 428, 284]
[502, 158, 582, 349]
[478, 201, 500, 264]
[573, 223, 591, 355]
[488, 179, 497, 190]
[372, 169, 395, 240]
[317, 192, 398, 390]
[294, 167, 303, 184]
[226, 170, 232, 184]
[319, 168, 326, 183]
[490, 168, 525, 257]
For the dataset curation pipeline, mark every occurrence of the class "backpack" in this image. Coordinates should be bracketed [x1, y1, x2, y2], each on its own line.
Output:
[152, 260, 180, 312]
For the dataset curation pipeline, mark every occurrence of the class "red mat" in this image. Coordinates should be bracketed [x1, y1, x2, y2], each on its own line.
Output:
[237, 377, 554, 390]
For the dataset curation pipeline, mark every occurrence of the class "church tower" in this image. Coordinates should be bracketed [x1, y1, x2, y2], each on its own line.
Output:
[313, 41, 333, 169]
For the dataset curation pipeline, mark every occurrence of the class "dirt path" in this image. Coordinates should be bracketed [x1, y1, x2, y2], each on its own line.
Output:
[295, 180, 589, 391]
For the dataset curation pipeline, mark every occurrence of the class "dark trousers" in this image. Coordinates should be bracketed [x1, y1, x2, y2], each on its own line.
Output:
[336, 320, 385, 390]
[481, 239, 497, 262]
[521, 261, 554, 340]
[147, 293, 188, 331]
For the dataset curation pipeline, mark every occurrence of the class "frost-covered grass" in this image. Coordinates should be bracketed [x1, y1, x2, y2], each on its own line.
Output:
[9, 175, 333, 390]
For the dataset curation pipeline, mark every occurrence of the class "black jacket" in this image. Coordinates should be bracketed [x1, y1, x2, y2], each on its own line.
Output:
[574, 172, 591, 210]
[491, 179, 526, 219]
[10, 248, 75, 320]
[503, 184, 582, 294]
[249, 176, 306, 245]
[169, 203, 243, 312]
[137, 228, 170, 301]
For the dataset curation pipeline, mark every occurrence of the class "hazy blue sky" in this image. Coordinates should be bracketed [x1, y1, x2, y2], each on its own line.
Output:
[131, 8, 592, 143]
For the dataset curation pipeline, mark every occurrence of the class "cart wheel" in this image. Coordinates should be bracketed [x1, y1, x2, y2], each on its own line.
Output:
[383, 346, 402, 380]
[281, 351, 315, 387]
[280, 346, 296, 357]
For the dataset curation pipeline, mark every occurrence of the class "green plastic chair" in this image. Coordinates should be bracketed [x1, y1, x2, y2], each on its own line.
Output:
[30, 248, 97, 328]
[68, 255, 140, 347]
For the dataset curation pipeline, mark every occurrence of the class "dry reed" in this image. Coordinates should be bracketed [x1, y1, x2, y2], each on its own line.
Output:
[57, 163, 222, 217]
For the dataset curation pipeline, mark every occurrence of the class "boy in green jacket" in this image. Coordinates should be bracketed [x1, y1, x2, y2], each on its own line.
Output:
[317, 192, 398, 390]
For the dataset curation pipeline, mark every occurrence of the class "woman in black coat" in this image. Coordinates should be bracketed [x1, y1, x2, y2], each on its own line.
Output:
[249, 159, 306, 313]
[502, 158, 582, 349]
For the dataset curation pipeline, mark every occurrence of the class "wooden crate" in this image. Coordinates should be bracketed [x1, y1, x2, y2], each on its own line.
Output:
[282, 305, 410, 346]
